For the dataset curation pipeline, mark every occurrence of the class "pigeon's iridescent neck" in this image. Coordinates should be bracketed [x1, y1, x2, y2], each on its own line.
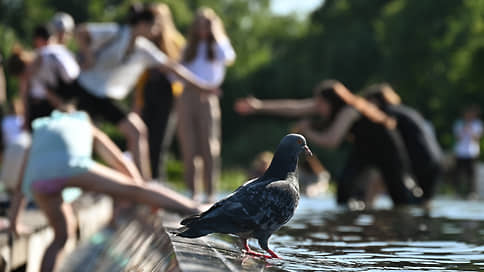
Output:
[263, 150, 299, 180]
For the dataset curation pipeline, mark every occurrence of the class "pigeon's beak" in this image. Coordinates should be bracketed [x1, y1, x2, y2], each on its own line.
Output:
[303, 145, 312, 156]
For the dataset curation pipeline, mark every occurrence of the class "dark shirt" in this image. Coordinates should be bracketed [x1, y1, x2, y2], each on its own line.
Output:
[349, 115, 410, 168]
[385, 104, 443, 170]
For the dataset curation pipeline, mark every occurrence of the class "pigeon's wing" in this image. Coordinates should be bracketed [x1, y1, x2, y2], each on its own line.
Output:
[207, 177, 299, 234]
[181, 177, 260, 226]
[180, 177, 277, 235]
[260, 178, 300, 227]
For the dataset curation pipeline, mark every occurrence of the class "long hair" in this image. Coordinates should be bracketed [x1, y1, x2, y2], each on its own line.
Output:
[150, 3, 185, 60]
[314, 80, 397, 129]
[127, 3, 155, 26]
[360, 83, 402, 107]
[183, 7, 228, 63]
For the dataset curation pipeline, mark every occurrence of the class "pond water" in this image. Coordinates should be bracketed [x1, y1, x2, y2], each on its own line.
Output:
[60, 194, 484, 271]
[262, 195, 484, 272]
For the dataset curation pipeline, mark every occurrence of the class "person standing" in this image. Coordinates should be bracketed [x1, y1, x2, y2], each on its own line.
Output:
[453, 105, 483, 199]
[133, 3, 185, 180]
[74, 4, 219, 179]
[178, 7, 236, 202]
[49, 12, 75, 45]
[7, 25, 80, 130]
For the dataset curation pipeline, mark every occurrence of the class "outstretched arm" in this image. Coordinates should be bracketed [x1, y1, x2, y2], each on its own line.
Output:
[235, 97, 316, 117]
[163, 60, 221, 96]
[92, 125, 144, 184]
[296, 106, 360, 149]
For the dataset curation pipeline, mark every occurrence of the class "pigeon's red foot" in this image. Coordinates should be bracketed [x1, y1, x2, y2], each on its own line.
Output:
[264, 248, 280, 259]
[243, 240, 281, 259]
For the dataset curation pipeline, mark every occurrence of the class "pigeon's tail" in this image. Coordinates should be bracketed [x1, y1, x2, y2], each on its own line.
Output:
[180, 214, 202, 226]
[175, 226, 212, 238]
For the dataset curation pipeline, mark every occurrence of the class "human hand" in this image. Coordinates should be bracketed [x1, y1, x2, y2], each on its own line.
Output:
[234, 96, 261, 115]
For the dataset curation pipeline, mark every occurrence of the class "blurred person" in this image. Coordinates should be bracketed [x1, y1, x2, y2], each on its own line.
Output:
[2, 99, 25, 147]
[0, 54, 7, 151]
[178, 7, 236, 202]
[33, 24, 53, 49]
[0, 98, 30, 195]
[7, 25, 80, 130]
[49, 12, 75, 45]
[361, 83, 444, 202]
[235, 80, 423, 208]
[453, 105, 483, 199]
[6, 48, 43, 130]
[8, 110, 204, 272]
[133, 3, 185, 180]
[74, 4, 220, 179]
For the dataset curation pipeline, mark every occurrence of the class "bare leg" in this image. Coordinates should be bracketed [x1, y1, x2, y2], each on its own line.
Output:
[242, 238, 279, 259]
[33, 193, 70, 272]
[118, 112, 152, 180]
[61, 203, 78, 252]
[242, 238, 265, 257]
[65, 163, 200, 215]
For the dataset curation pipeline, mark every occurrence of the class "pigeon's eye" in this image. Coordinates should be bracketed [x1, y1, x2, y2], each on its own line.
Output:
[297, 139, 303, 145]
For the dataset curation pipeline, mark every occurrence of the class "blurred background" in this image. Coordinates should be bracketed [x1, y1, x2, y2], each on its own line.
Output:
[1, 0, 483, 191]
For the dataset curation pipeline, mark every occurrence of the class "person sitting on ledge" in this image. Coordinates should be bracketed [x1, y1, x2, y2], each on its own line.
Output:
[8, 109, 203, 272]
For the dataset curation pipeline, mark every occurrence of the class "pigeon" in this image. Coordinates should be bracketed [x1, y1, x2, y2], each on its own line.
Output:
[176, 134, 312, 259]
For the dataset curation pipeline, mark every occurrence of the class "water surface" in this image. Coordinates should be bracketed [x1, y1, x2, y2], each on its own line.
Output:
[262, 196, 484, 271]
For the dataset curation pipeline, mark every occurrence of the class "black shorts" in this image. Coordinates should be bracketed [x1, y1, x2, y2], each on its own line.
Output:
[69, 80, 127, 124]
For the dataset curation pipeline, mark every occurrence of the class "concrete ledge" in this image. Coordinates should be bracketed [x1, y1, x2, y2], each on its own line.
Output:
[60, 208, 181, 272]
[61, 209, 268, 272]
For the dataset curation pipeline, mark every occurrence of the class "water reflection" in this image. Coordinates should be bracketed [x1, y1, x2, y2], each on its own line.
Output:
[263, 196, 484, 272]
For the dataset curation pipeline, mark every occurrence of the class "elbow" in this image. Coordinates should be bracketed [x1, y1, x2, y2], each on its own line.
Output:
[225, 54, 236, 66]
